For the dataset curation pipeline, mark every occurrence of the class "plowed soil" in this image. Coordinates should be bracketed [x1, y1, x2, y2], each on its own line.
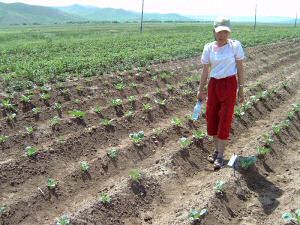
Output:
[0, 38, 300, 225]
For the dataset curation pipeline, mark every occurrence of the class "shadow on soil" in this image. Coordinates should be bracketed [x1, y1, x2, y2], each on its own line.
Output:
[241, 167, 283, 215]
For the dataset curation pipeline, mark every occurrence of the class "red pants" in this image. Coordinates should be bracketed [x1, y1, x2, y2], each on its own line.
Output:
[206, 75, 237, 140]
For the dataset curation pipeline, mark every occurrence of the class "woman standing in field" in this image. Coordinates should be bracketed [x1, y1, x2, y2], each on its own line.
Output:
[197, 16, 245, 170]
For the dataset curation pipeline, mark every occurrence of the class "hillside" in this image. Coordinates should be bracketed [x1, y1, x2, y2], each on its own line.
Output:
[0, 2, 83, 25]
[58, 4, 193, 22]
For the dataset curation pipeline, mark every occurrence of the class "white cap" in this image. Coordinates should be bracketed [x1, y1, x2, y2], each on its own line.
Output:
[214, 16, 231, 33]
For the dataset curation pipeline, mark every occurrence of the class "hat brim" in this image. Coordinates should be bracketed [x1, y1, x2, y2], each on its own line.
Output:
[214, 26, 231, 33]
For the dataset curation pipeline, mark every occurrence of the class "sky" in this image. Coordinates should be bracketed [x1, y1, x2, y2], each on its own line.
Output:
[1, 0, 300, 17]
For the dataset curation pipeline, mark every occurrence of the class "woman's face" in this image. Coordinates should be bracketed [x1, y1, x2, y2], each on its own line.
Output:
[214, 30, 230, 42]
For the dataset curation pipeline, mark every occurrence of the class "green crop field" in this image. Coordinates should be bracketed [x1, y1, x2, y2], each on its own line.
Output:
[0, 22, 299, 92]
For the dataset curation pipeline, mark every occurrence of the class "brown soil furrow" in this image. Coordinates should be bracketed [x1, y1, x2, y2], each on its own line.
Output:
[64, 72, 300, 225]
[149, 85, 300, 225]
[1, 39, 299, 138]
[2, 42, 300, 163]
[2, 68, 298, 225]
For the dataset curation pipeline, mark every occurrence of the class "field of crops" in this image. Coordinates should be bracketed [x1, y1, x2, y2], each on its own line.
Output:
[0, 23, 300, 93]
[0, 23, 300, 225]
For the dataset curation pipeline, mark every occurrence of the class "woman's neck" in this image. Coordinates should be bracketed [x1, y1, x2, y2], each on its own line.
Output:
[216, 39, 229, 47]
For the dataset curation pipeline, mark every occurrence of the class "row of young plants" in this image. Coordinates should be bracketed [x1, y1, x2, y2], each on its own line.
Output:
[186, 94, 300, 224]
[0, 66, 190, 121]
[0, 110, 205, 224]
[2, 44, 294, 135]
[1, 71, 297, 223]
[0, 75, 200, 156]
[2, 41, 292, 128]
[1, 76, 294, 225]
[82, 59, 298, 225]
[234, 80, 291, 119]
[0, 69, 200, 137]
[48, 119, 210, 225]
[47, 88, 290, 225]
[245, 102, 300, 225]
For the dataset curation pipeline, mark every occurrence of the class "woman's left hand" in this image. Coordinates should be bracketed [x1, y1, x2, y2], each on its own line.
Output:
[238, 88, 244, 104]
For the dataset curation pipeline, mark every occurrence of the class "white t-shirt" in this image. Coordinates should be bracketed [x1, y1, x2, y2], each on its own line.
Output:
[201, 39, 245, 79]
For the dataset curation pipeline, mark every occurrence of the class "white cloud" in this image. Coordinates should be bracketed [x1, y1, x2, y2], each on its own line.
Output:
[1, 0, 299, 17]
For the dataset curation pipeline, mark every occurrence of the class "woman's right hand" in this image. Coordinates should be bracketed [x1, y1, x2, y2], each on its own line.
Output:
[197, 90, 207, 102]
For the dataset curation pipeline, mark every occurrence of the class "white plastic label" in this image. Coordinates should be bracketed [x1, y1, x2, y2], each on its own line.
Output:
[228, 154, 238, 167]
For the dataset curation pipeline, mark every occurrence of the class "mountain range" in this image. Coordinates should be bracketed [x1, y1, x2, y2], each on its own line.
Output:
[0, 2, 297, 25]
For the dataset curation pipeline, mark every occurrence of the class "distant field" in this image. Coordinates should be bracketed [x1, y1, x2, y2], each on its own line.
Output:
[0, 22, 299, 92]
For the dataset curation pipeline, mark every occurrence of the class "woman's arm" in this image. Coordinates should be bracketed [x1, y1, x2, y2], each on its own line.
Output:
[197, 64, 210, 101]
[236, 60, 244, 104]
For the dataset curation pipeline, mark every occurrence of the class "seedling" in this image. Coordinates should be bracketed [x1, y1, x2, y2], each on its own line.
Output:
[179, 137, 192, 149]
[272, 124, 281, 135]
[100, 118, 114, 127]
[7, 113, 16, 122]
[193, 130, 206, 140]
[40, 93, 51, 101]
[79, 161, 90, 172]
[94, 105, 102, 114]
[261, 134, 274, 146]
[54, 103, 62, 111]
[270, 87, 279, 94]
[32, 107, 41, 115]
[40, 85, 51, 93]
[129, 169, 142, 183]
[242, 101, 253, 111]
[124, 110, 134, 118]
[68, 110, 86, 119]
[26, 146, 38, 157]
[282, 81, 289, 88]
[282, 209, 300, 224]
[21, 95, 32, 104]
[166, 84, 175, 92]
[56, 214, 70, 225]
[142, 103, 152, 112]
[287, 111, 296, 120]
[75, 85, 84, 94]
[214, 180, 225, 194]
[154, 99, 166, 106]
[260, 90, 270, 99]
[115, 82, 126, 91]
[0, 135, 8, 143]
[291, 103, 300, 112]
[74, 99, 81, 105]
[0, 206, 6, 216]
[47, 178, 58, 189]
[57, 136, 65, 144]
[234, 107, 245, 118]
[130, 82, 138, 89]
[129, 131, 145, 146]
[159, 71, 172, 81]
[107, 148, 119, 160]
[188, 208, 208, 223]
[250, 95, 259, 103]
[185, 114, 194, 122]
[1, 99, 16, 111]
[111, 98, 123, 107]
[50, 116, 61, 126]
[151, 75, 158, 81]
[153, 128, 163, 136]
[281, 119, 291, 128]
[257, 146, 271, 155]
[171, 117, 183, 127]
[238, 156, 257, 170]
[25, 126, 34, 135]
[128, 95, 137, 102]
[99, 192, 112, 205]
